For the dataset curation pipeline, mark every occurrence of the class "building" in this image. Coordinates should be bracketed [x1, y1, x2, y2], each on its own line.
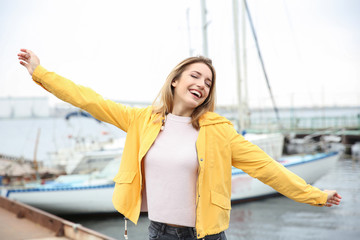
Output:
[0, 97, 50, 118]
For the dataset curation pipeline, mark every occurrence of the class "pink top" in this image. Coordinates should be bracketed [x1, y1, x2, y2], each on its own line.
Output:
[144, 113, 199, 227]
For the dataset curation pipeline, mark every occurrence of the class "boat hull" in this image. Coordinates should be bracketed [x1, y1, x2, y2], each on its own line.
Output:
[4, 184, 116, 214]
[3, 152, 339, 214]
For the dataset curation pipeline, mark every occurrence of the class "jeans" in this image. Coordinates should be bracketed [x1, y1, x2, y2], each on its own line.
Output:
[148, 220, 227, 240]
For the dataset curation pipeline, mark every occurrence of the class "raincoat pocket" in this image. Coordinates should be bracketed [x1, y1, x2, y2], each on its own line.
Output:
[113, 171, 137, 183]
[210, 190, 231, 210]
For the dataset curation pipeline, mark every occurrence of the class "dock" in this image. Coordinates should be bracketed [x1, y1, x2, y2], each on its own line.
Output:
[0, 195, 115, 240]
[242, 115, 360, 156]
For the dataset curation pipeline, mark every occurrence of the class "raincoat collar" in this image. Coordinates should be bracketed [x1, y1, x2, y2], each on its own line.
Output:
[199, 111, 232, 127]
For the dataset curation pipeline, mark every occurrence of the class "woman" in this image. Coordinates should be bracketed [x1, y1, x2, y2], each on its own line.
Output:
[18, 49, 341, 240]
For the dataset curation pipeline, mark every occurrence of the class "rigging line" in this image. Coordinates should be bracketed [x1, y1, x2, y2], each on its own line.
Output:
[243, 0, 282, 129]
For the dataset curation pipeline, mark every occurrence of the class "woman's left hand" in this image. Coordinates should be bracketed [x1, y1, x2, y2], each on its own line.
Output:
[17, 48, 40, 76]
[323, 190, 342, 207]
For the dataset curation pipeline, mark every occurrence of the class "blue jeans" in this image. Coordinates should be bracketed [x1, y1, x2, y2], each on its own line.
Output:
[148, 220, 227, 240]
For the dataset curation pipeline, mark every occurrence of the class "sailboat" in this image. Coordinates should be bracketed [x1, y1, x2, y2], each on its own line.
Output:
[210, 0, 339, 201]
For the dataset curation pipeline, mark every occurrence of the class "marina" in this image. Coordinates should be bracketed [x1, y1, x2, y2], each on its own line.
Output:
[1, 0, 359, 239]
[0, 109, 359, 239]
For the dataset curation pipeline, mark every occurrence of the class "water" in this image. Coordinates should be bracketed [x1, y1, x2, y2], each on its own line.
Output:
[62, 157, 360, 240]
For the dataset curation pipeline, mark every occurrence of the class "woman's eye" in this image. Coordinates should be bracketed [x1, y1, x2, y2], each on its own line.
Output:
[205, 81, 211, 88]
[191, 75, 198, 79]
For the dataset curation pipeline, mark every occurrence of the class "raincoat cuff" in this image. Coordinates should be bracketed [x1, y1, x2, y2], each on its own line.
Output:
[32, 65, 50, 92]
[313, 191, 328, 207]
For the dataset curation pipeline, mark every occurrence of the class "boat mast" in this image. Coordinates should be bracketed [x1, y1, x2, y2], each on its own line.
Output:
[232, 0, 247, 132]
[241, 0, 249, 129]
[201, 0, 209, 57]
[186, 8, 194, 56]
[244, 0, 282, 129]
[33, 128, 41, 181]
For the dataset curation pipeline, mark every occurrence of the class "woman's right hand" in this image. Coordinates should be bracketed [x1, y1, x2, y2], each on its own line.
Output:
[324, 189, 342, 207]
[18, 49, 40, 76]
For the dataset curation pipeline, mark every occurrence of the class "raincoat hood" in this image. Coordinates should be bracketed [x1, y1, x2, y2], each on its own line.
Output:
[199, 111, 233, 127]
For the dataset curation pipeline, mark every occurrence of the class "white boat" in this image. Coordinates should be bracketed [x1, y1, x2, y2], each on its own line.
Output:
[47, 110, 126, 175]
[245, 132, 284, 161]
[1, 151, 339, 214]
[1, 158, 120, 214]
[50, 144, 124, 174]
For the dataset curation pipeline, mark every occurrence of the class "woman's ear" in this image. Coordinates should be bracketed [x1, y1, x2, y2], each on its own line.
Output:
[171, 80, 178, 87]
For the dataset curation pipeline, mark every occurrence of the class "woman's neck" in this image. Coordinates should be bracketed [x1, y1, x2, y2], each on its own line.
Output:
[171, 107, 193, 117]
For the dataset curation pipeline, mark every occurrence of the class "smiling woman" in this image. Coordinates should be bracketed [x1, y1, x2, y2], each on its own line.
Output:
[171, 63, 212, 115]
[152, 57, 216, 129]
[18, 49, 341, 240]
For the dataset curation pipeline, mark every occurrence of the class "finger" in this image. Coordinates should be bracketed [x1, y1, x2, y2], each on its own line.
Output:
[329, 200, 339, 205]
[18, 53, 30, 62]
[333, 195, 342, 201]
[18, 52, 29, 58]
[19, 60, 28, 67]
[335, 193, 342, 199]
[19, 49, 32, 59]
[20, 48, 29, 53]
[328, 198, 341, 205]
[330, 197, 340, 202]
[18, 56, 29, 61]
[333, 196, 341, 202]
[18, 57, 29, 64]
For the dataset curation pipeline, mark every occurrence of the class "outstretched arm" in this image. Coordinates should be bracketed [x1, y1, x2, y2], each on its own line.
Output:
[17, 48, 145, 132]
[18, 49, 39, 76]
[229, 127, 342, 207]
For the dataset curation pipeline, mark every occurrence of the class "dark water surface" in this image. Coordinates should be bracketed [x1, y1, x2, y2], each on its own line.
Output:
[63, 157, 360, 240]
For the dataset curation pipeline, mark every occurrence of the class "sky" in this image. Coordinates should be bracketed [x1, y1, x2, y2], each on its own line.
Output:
[0, 0, 359, 109]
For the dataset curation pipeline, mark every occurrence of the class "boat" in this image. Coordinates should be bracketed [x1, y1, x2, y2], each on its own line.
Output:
[0, 195, 115, 239]
[1, 158, 120, 214]
[49, 143, 124, 175]
[48, 110, 126, 174]
[244, 132, 284, 160]
[1, 151, 339, 214]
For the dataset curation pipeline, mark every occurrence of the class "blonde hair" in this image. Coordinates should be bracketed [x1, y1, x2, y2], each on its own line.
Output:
[152, 56, 216, 129]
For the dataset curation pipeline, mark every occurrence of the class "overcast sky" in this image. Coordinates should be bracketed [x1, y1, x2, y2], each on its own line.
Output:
[1, 0, 359, 108]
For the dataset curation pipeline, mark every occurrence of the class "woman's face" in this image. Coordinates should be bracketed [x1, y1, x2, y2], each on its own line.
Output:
[171, 62, 213, 116]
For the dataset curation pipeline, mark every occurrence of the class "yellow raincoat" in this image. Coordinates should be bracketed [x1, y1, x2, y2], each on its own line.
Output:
[32, 65, 328, 238]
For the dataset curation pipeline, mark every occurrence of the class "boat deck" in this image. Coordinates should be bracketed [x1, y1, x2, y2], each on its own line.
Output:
[0, 206, 68, 239]
[0, 195, 115, 240]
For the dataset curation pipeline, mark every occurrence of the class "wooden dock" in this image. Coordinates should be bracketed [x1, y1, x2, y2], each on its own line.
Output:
[0, 196, 116, 240]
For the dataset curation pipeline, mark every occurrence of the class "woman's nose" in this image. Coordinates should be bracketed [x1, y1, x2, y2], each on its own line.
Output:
[196, 81, 205, 89]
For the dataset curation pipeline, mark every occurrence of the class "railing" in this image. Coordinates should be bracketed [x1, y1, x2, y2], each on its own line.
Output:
[247, 116, 360, 133]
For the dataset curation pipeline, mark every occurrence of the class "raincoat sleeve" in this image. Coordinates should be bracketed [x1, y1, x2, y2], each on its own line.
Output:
[229, 127, 328, 206]
[32, 65, 141, 132]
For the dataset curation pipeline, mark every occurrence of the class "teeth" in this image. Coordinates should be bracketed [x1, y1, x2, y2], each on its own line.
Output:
[190, 90, 201, 98]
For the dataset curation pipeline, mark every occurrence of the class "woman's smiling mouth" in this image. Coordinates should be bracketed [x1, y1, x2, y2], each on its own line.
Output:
[189, 89, 202, 99]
